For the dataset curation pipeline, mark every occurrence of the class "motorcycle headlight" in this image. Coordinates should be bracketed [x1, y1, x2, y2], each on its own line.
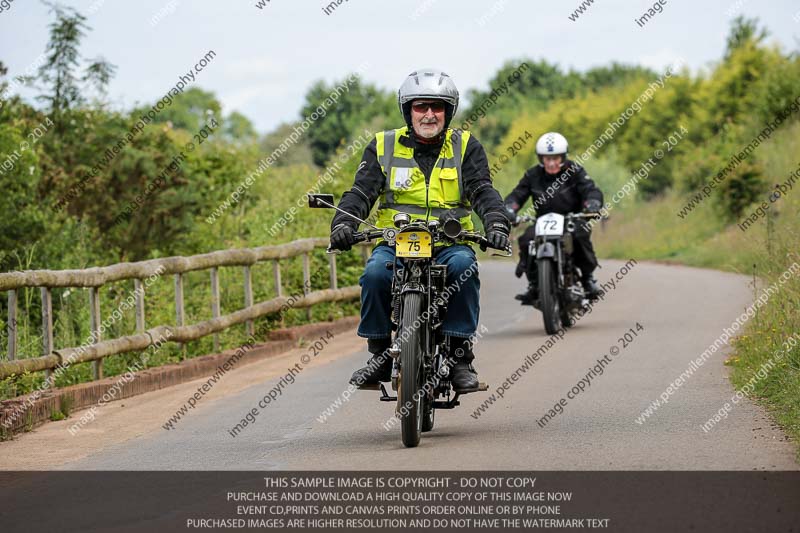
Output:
[442, 218, 462, 239]
[393, 213, 411, 228]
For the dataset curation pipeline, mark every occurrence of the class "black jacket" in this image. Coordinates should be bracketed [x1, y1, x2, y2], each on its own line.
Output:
[504, 161, 603, 215]
[331, 130, 509, 231]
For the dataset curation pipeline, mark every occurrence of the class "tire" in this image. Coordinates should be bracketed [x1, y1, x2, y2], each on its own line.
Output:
[398, 291, 424, 447]
[538, 259, 561, 335]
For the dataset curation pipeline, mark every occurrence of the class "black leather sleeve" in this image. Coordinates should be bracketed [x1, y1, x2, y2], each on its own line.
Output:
[331, 138, 384, 231]
[573, 164, 604, 204]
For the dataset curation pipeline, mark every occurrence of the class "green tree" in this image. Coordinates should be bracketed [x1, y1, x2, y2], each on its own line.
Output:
[0, 122, 45, 270]
[223, 111, 258, 143]
[28, 2, 115, 131]
[582, 63, 658, 91]
[460, 60, 580, 148]
[301, 77, 395, 166]
[724, 16, 768, 59]
[134, 87, 221, 134]
[260, 122, 315, 167]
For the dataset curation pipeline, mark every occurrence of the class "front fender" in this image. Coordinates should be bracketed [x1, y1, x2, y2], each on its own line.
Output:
[536, 242, 556, 259]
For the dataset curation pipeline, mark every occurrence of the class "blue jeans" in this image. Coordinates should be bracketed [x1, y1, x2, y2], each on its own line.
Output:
[357, 244, 480, 340]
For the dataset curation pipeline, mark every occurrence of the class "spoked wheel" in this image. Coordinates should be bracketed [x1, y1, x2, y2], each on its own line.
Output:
[538, 259, 561, 335]
[398, 292, 424, 447]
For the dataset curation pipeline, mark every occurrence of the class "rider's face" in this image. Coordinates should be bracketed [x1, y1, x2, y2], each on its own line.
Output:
[411, 99, 446, 139]
[542, 155, 563, 175]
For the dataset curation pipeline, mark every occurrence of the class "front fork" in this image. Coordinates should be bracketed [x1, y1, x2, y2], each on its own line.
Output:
[530, 238, 565, 289]
[388, 263, 448, 396]
[389, 260, 439, 391]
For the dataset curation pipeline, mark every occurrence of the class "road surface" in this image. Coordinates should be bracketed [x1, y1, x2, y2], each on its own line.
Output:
[1, 260, 796, 470]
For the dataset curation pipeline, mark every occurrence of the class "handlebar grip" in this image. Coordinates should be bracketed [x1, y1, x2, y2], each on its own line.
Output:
[328, 231, 367, 254]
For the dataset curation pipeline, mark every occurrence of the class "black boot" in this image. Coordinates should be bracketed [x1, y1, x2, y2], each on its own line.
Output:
[582, 275, 602, 300]
[515, 283, 537, 305]
[514, 261, 526, 279]
[350, 338, 392, 387]
[449, 337, 479, 391]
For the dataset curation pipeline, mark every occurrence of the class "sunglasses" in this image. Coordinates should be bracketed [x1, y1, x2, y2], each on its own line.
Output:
[411, 101, 446, 113]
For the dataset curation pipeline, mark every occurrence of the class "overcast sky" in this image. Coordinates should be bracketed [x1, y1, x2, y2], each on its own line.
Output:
[1, 0, 798, 133]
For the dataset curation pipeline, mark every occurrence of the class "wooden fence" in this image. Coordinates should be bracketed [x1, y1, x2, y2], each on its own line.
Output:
[0, 238, 369, 383]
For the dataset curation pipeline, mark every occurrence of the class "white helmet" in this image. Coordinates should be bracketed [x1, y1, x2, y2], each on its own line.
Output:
[535, 132, 568, 167]
[398, 68, 459, 128]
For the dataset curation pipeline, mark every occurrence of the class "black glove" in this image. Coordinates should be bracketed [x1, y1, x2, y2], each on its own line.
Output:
[583, 199, 602, 213]
[484, 214, 511, 251]
[330, 223, 357, 251]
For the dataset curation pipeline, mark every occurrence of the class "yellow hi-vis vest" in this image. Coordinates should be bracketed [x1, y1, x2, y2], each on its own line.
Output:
[374, 127, 474, 236]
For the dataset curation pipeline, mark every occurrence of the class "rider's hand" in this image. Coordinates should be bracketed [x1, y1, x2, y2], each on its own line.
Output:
[330, 223, 357, 251]
[484, 214, 511, 251]
[583, 199, 602, 214]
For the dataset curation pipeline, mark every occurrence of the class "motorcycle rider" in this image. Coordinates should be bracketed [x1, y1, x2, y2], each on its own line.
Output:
[328, 68, 511, 391]
[504, 132, 604, 304]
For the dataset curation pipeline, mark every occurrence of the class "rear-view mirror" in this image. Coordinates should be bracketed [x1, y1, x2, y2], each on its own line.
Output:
[308, 193, 335, 208]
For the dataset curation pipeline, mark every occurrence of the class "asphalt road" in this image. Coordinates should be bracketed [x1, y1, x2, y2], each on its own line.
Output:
[3, 260, 797, 470]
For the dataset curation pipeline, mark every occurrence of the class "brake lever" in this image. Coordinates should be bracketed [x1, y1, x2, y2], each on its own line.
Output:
[490, 244, 513, 257]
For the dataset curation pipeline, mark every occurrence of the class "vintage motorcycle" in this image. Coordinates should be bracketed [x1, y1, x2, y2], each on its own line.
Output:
[515, 212, 602, 335]
[310, 193, 510, 447]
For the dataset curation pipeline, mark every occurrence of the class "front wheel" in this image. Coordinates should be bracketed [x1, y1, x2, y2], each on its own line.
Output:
[398, 291, 424, 447]
[538, 259, 561, 335]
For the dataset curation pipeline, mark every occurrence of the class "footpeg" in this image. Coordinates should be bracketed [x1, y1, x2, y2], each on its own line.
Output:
[454, 382, 489, 394]
[379, 383, 397, 402]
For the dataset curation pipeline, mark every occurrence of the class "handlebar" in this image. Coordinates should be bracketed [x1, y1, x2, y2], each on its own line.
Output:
[459, 232, 512, 256]
[326, 226, 512, 256]
[326, 229, 382, 254]
[515, 211, 603, 225]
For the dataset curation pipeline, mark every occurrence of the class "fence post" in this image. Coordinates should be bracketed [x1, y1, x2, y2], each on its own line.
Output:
[41, 287, 53, 387]
[273, 260, 283, 326]
[210, 268, 220, 352]
[243, 266, 254, 337]
[360, 245, 369, 264]
[329, 254, 337, 290]
[175, 273, 185, 359]
[89, 287, 103, 380]
[272, 260, 282, 297]
[134, 279, 145, 334]
[7, 289, 17, 361]
[303, 253, 311, 320]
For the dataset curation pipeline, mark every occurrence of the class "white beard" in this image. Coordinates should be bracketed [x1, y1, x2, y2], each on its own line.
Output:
[416, 122, 444, 139]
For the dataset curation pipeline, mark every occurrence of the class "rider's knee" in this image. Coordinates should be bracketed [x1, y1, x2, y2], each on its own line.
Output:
[446, 252, 478, 279]
[360, 261, 392, 288]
